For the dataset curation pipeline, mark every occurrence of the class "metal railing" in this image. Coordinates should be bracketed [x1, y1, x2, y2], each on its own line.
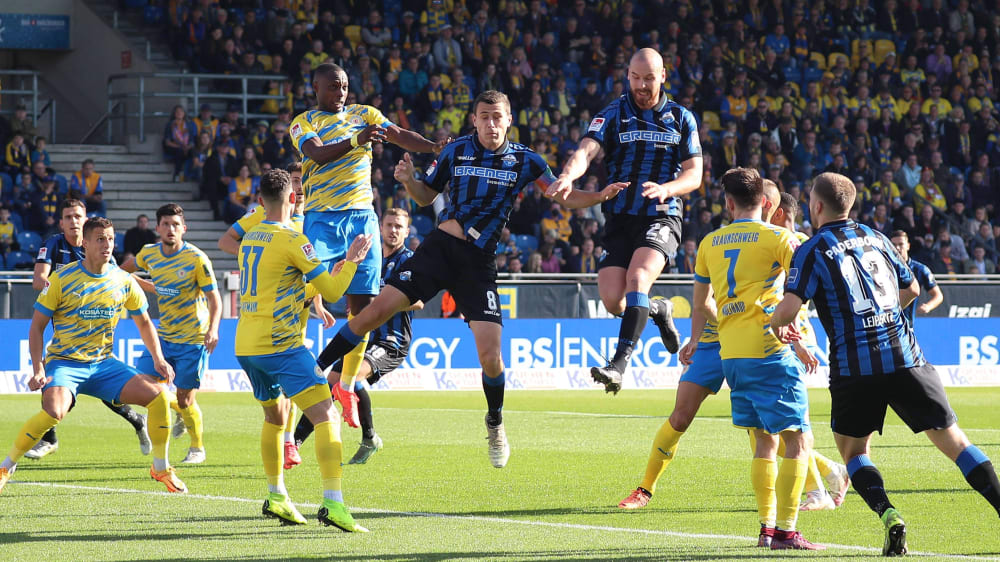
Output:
[0, 70, 57, 142]
[106, 72, 287, 143]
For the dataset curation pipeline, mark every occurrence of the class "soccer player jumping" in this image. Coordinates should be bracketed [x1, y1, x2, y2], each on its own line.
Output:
[772, 173, 1000, 556]
[314, 90, 622, 468]
[548, 48, 702, 393]
[1, 217, 184, 494]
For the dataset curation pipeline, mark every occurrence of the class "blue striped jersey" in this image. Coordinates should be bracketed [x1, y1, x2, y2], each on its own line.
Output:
[373, 246, 415, 350]
[36, 233, 84, 270]
[903, 258, 937, 326]
[135, 242, 217, 345]
[424, 135, 556, 253]
[785, 220, 924, 377]
[584, 89, 701, 218]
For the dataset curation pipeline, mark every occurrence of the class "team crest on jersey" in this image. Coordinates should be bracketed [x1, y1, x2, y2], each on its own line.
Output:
[501, 154, 517, 167]
[661, 112, 675, 123]
[176, 268, 188, 279]
[399, 270, 411, 281]
[301, 243, 317, 260]
[290, 123, 302, 138]
[350, 116, 364, 126]
[588, 117, 605, 132]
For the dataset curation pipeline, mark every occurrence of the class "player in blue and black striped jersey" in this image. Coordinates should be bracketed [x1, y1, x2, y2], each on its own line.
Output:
[26, 198, 151, 460]
[888, 230, 943, 325]
[315, 90, 623, 469]
[293, 208, 423, 465]
[772, 173, 1000, 556]
[549, 48, 703, 394]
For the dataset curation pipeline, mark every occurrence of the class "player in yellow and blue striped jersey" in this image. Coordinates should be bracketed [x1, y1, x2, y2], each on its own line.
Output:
[291, 63, 448, 429]
[0, 217, 186, 495]
[122, 203, 221, 465]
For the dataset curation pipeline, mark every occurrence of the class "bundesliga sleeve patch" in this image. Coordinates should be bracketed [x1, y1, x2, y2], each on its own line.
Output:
[588, 117, 605, 132]
[787, 267, 799, 286]
[37, 246, 47, 260]
[426, 160, 438, 176]
[290, 123, 303, 139]
[41, 280, 50, 295]
[301, 242, 317, 261]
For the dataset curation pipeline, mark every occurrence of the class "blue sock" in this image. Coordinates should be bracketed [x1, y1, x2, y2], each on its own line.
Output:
[612, 292, 650, 371]
[482, 371, 505, 426]
[846, 454, 893, 516]
[956, 445, 1000, 514]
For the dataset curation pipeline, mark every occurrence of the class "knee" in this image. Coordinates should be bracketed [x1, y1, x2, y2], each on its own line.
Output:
[782, 432, 808, 459]
[176, 390, 194, 409]
[479, 349, 505, 377]
[601, 294, 625, 315]
[43, 405, 67, 421]
[668, 410, 694, 433]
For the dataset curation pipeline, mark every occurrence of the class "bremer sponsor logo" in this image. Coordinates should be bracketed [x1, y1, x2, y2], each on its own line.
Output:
[454, 166, 517, 182]
[618, 130, 681, 144]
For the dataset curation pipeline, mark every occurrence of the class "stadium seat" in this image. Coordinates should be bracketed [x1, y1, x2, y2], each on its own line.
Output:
[16, 231, 42, 254]
[345, 25, 362, 48]
[115, 231, 125, 253]
[515, 234, 538, 252]
[54, 174, 68, 194]
[6, 250, 32, 269]
[809, 52, 826, 69]
[9, 213, 23, 233]
[561, 61, 581, 80]
[784, 66, 802, 84]
[803, 67, 824, 83]
[0, 172, 11, 196]
[874, 39, 897, 64]
[411, 214, 433, 236]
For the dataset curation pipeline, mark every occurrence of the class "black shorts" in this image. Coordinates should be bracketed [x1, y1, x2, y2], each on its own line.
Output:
[829, 364, 958, 438]
[386, 229, 502, 325]
[331, 340, 406, 382]
[597, 214, 682, 270]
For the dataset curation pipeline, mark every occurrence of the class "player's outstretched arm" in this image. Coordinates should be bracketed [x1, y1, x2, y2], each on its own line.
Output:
[133, 312, 175, 384]
[550, 182, 628, 209]
[218, 226, 242, 256]
[311, 234, 373, 303]
[32, 262, 51, 291]
[300, 125, 386, 165]
[385, 124, 449, 154]
[548, 138, 601, 200]
[394, 153, 439, 206]
[27, 310, 52, 391]
[641, 156, 703, 203]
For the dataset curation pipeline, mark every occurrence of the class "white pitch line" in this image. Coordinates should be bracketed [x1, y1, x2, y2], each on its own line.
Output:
[8, 480, 998, 560]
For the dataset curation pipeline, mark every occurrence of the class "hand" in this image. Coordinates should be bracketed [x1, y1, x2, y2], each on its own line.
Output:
[394, 153, 417, 184]
[154, 359, 176, 385]
[641, 181, 673, 203]
[917, 303, 932, 314]
[331, 259, 346, 276]
[317, 305, 336, 329]
[357, 124, 387, 145]
[204, 329, 219, 354]
[678, 340, 696, 366]
[29, 366, 52, 392]
[600, 181, 629, 203]
[432, 136, 453, 154]
[792, 340, 818, 374]
[346, 234, 374, 263]
[545, 175, 575, 201]
[772, 323, 802, 344]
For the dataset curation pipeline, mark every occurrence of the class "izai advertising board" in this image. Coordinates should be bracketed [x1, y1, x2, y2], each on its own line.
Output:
[0, 318, 997, 394]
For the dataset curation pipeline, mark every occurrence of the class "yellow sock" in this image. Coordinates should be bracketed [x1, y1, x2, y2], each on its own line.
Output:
[180, 403, 204, 449]
[313, 421, 343, 491]
[813, 450, 837, 478]
[9, 411, 60, 461]
[146, 391, 172, 462]
[639, 420, 684, 493]
[339, 317, 368, 388]
[776, 457, 808, 531]
[805, 452, 824, 493]
[261, 421, 283, 489]
[169, 399, 181, 413]
[284, 403, 298, 440]
[751, 457, 778, 527]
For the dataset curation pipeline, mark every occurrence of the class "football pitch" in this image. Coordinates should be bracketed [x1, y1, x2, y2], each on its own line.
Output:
[2, 388, 998, 561]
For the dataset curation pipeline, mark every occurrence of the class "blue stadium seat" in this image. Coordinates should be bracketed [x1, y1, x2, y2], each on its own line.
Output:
[411, 214, 433, 236]
[115, 231, 125, 253]
[54, 174, 68, 194]
[561, 61, 581, 79]
[6, 250, 32, 269]
[9, 212, 23, 233]
[0, 172, 11, 196]
[16, 231, 42, 254]
[515, 234, 538, 252]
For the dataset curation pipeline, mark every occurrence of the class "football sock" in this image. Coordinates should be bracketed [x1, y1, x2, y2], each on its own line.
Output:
[805, 453, 825, 493]
[339, 318, 369, 390]
[284, 403, 298, 443]
[40, 427, 57, 445]
[261, 421, 285, 495]
[751, 457, 778, 528]
[180, 403, 204, 449]
[317, 322, 364, 371]
[775, 457, 808, 531]
[611, 292, 649, 372]
[103, 400, 145, 431]
[147, 391, 171, 467]
[813, 450, 837, 479]
[169, 399, 181, 413]
[847, 454, 893, 516]
[294, 414, 315, 447]
[482, 371, 505, 426]
[8, 411, 59, 463]
[366, 372, 382, 385]
[313, 421, 343, 501]
[639, 420, 684, 494]
[956, 445, 1000, 515]
[355, 382, 375, 440]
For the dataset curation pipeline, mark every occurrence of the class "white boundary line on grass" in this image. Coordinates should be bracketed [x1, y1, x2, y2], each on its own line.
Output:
[9, 480, 998, 560]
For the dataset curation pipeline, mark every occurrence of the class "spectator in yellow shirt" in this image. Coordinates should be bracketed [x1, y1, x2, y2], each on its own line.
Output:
[302, 39, 328, 69]
[915, 168, 947, 212]
[518, 94, 551, 128]
[921, 84, 953, 115]
[435, 93, 465, 132]
[540, 202, 572, 243]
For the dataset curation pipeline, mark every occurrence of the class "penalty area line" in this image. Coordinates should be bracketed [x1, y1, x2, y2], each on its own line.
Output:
[9, 480, 997, 560]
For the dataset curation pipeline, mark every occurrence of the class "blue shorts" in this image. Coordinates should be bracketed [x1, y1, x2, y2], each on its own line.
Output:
[679, 341, 725, 394]
[723, 351, 810, 434]
[304, 209, 382, 295]
[237, 346, 326, 403]
[44, 357, 140, 404]
[136, 340, 208, 390]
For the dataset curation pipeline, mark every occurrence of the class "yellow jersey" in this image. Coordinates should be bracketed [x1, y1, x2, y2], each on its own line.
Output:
[0, 222, 14, 243]
[235, 221, 354, 356]
[693, 219, 799, 359]
[289, 105, 393, 213]
[232, 206, 304, 238]
[34, 262, 147, 363]
[135, 243, 217, 345]
[699, 317, 720, 344]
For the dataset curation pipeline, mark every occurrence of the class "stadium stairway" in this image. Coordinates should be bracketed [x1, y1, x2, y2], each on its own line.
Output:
[47, 144, 238, 273]
[85, 0, 185, 73]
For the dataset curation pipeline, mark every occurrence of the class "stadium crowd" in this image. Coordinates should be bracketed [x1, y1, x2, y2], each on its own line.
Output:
[4, 0, 1000, 275]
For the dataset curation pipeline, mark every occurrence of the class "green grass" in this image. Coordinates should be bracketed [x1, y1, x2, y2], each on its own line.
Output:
[2, 389, 999, 561]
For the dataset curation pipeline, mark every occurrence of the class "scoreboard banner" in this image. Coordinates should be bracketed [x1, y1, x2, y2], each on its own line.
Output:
[0, 13, 71, 50]
[0, 318, 998, 393]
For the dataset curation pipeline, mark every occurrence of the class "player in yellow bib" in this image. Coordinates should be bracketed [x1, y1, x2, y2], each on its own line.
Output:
[290, 62, 446, 429]
[0, 217, 186, 495]
[235, 168, 372, 531]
